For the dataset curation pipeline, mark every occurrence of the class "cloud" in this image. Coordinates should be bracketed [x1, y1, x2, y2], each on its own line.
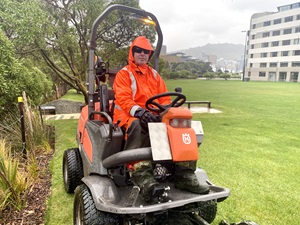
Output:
[140, 0, 295, 52]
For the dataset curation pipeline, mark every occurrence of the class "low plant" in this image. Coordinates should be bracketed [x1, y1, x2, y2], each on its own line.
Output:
[0, 139, 29, 211]
[0, 103, 54, 212]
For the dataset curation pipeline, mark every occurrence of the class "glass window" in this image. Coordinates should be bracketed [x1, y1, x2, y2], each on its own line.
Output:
[252, 24, 256, 29]
[295, 27, 300, 33]
[283, 28, 292, 34]
[284, 16, 293, 22]
[293, 50, 300, 55]
[251, 44, 254, 49]
[263, 21, 271, 26]
[274, 18, 281, 24]
[269, 72, 276, 81]
[280, 62, 288, 67]
[282, 40, 291, 45]
[250, 54, 253, 58]
[292, 3, 300, 9]
[261, 42, 269, 48]
[279, 72, 287, 81]
[250, 63, 253, 68]
[272, 41, 279, 47]
[260, 63, 267, 67]
[294, 39, 300, 44]
[279, 6, 290, 12]
[272, 30, 280, 36]
[261, 53, 267, 58]
[263, 32, 270, 38]
[252, 35, 255, 40]
[292, 61, 300, 67]
[259, 72, 266, 77]
[290, 72, 299, 82]
[270, 62, 277, 67]
[270, 52, 278, 57]
[297, 14, 300, 20]
[281, 51, 289, 56]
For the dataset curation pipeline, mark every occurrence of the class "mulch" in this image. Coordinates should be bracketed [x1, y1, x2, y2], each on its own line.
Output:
[0, 152, 53, 225]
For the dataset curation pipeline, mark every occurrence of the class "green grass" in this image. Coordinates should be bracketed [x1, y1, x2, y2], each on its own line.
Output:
[45, 120, 77, 224]
[60, 89, 85, 102]
[45, 80, 300, 225]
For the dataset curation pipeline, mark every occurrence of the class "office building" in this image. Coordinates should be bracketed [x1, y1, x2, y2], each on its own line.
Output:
[245, 2, 300, 82]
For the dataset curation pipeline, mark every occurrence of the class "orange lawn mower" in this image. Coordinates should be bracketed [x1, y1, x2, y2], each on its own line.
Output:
[62, 4, 230, 225]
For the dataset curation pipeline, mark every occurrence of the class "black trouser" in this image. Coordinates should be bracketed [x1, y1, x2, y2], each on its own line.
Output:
[123, 119, 150, 151]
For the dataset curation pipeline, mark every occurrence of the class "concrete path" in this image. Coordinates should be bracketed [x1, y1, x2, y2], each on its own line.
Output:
[43, 107, 222, 121]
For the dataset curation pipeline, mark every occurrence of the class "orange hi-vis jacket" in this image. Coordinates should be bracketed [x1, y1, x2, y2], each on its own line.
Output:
[113, 36, 171, 128]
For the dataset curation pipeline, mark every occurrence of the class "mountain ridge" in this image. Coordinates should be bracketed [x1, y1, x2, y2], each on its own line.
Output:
[170, 43, 244, 61]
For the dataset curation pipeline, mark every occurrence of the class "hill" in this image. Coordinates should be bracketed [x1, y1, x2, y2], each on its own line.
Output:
[177, 43, 244, 61]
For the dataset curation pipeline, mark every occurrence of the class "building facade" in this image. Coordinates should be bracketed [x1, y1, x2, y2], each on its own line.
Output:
[245, 2, 300, 82]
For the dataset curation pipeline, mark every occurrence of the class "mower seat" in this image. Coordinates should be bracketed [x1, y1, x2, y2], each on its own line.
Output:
[99, 84, 115, 118]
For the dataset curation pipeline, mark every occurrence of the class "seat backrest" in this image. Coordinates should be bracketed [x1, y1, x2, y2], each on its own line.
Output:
[99, 84, 115, 118]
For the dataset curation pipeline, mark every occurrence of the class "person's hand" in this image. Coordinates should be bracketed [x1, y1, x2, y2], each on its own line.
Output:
[134, 108, 161, 130]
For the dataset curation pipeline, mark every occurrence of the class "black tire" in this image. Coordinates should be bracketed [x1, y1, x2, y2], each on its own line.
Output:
[73, 184, 121, 225]
[197, 200, 217, 224]
[63, 148, 84, 193]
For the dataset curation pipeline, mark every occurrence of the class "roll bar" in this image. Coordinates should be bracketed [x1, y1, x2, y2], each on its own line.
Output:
[87, 4, 163, 117]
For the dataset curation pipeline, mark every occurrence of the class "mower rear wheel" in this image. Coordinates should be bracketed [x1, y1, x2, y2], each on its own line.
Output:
[63, 148, 83, 193]
[74, 184, 121, 225]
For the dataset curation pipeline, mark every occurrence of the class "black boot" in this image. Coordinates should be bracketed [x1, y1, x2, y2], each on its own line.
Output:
[174, 161, 209, 194]
[131, 161, 164, 202]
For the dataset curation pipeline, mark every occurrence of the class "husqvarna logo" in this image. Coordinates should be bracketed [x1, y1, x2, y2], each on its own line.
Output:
[182, 133, 191, 144]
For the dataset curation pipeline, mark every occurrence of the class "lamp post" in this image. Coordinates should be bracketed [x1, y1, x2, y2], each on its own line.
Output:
[241, 30, 248, 81]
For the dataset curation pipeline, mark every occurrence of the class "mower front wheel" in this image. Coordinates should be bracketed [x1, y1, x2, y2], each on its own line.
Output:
[197, 200, 218, 224]
[73, 184, 121, 225]
[63, 148, 83, 193]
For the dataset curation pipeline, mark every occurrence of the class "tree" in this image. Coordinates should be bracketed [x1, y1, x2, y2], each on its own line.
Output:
[0, 30, 52, 118]
[162, 60, 213, 79]
[0, 0, 156, 103]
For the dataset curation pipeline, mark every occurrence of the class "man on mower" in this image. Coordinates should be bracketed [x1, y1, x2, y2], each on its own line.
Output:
[113, 36, 209, 202]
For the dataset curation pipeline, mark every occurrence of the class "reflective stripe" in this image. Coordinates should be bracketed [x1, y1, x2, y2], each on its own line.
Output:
[130, 105, 140, 117]
[152, 68, 158, 79]
[129, 72, 137, 99]
[114, 104, 122, 110]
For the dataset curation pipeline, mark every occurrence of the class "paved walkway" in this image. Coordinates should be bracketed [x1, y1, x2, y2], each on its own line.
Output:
[43, 107, 222, 121]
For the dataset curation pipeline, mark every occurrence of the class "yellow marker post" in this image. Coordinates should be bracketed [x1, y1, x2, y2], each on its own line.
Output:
[18, 96, 23, 103]
[18, 96, 26, 158]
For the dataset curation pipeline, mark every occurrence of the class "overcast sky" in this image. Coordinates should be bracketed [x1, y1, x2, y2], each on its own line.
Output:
[139, 0, 297, 52]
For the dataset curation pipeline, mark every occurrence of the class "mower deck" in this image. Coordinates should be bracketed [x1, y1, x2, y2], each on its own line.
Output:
[82, 174, 230, 215]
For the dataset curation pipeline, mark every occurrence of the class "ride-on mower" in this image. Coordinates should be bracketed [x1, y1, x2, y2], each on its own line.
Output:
[62, 4, 230, 225]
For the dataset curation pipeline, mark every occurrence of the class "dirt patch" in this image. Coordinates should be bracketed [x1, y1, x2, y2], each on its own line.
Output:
[0, 152, 53, 225]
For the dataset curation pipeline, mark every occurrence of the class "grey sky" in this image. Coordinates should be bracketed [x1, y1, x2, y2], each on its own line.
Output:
[139, 0, 297, 52]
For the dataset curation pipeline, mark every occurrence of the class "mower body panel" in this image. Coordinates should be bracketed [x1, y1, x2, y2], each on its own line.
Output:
[77, 105, 123, 176]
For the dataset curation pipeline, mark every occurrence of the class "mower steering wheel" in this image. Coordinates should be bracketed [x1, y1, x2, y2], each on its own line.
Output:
[145, 92, 186, 113]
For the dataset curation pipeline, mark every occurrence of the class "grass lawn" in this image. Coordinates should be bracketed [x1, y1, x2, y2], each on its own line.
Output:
[59, 89, 85, 102]
[45, 80, 300, 225]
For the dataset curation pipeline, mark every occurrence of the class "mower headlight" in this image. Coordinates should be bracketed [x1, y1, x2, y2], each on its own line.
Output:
[170, 119, 191, 128]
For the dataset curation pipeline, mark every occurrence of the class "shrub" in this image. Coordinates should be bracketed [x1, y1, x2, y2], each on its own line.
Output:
[0, 139, 29, 210]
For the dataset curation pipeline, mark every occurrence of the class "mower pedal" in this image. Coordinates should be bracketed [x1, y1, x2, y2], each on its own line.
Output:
[152, 186, 171, 203]
[152, 186, 165, 197]
[124, 186, 140, 207]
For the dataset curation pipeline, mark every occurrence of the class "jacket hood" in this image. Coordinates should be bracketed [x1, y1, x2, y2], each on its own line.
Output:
[128, 36, 154, 71]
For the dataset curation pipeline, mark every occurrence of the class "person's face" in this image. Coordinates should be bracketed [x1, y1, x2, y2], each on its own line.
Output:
[133, 47, 150, 66]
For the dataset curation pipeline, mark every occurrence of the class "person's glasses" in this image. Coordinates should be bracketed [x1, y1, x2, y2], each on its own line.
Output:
[133, 47, 150, 54]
